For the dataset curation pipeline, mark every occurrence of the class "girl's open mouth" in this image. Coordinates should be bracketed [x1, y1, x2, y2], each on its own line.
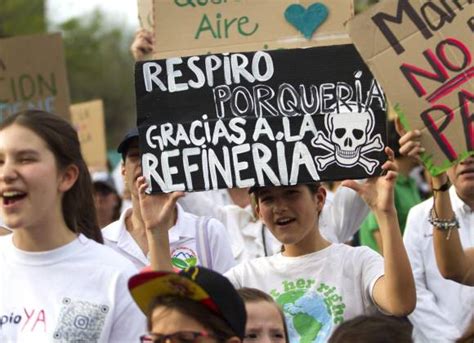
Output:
[2, 191, 27, 207]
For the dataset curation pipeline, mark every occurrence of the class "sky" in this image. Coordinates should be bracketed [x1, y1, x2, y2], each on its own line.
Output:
[46, 0, 139, 29]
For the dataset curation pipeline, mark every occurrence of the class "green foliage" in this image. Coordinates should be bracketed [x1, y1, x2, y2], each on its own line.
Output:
[0, 0, 46, 38]
[171, 257, 189, 269]
[355, 0, 380, 13]
[56, 11, 135, 148]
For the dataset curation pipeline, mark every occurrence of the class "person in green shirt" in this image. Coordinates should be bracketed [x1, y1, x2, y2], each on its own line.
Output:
[359, 121, 422, 254]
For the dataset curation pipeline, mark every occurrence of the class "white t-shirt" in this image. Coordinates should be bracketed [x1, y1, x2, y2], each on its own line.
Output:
[225, 244, 384, 343]
[404, 188, 474, 343]
[0, 234, 145, 343]
[102, 204, 236, 273]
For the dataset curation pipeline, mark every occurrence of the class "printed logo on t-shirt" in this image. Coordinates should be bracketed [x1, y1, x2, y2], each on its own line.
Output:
[270, 279, 345, 343]
[0, 308, 46, 333]
[171, 247, 198, 270]
[52, 298, 109, 342]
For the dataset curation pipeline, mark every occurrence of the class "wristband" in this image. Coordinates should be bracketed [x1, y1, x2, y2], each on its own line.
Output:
[432, 179, 451, 192]
[428, 207, 459, 239]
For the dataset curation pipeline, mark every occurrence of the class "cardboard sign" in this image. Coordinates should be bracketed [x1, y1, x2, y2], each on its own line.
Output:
[144, 0, 353, 59]
[347, 0, 474, 175]
[70, 100, 108, 171]
[0, 33, 71, 121]
[138, 0, 154, 32]
[135, 45, 387, 193]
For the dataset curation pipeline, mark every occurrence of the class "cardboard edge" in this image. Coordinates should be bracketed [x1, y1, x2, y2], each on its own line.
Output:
[393, 102, 411, 131]
[423, 150, 474, 176]
[152, 0, 354, 57]
[395, 102, 474, 176]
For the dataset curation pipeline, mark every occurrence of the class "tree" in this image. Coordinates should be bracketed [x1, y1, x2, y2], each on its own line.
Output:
[0, 0, 46, 38]
[56, 11, 136, 147]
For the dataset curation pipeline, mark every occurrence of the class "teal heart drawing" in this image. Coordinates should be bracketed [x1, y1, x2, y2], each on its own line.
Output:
[284, 3, 329, 39]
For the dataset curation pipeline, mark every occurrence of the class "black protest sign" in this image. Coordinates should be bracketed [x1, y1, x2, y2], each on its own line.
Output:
[135, 45, 387, 193]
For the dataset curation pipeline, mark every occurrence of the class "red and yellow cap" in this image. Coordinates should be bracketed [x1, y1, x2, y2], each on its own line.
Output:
[128, 267, 246, 339]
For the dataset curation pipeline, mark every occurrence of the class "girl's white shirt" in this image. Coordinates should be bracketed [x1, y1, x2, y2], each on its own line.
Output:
[0, 233, 145, 342]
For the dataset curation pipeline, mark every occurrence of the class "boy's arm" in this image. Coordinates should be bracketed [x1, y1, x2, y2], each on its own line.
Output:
[403, 208, 463, 341]
[137, 176, 183, 271]
[372, 230, 383, 255]
[146, 227, 174, 272]
[399, 130, 474, 286]
[342, 147, 416, 316]
[370, 209, 416, 315]
[431, 173, 474, 285]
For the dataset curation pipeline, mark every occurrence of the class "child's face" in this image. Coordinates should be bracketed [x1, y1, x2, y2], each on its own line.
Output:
[149, 307, 218, 342]
[121, 139, 141, 198]
[255, 185, 324, 248]
[244, 301, 286, 343]
[0, 124, 69, 230]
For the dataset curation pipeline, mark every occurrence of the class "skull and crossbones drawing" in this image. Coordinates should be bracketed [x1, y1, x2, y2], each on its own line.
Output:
[311, 103, 384, 174]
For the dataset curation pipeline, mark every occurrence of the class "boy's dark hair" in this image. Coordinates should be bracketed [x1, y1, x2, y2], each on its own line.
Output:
[328, 315, 413, 343]
[238, 287, 275, 303]
[117, 127, 139, 161]
[147, 295, 238, 340]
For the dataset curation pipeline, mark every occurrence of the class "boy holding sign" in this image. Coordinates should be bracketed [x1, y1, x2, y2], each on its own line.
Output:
[145, 147, 416, 342]
[102, 128, 236, 273]
[224, 147, 415, 342]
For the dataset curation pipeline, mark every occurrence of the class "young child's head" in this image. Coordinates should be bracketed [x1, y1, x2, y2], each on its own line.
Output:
[117, 128, 141, 199]
[0, 110, 101, 242]
[250, 183, 325, 249]
[328, 315, 413, 343]
[238, 288, 289, 343]
[129, 267, 247, 343]
[146, 295, 240, 342]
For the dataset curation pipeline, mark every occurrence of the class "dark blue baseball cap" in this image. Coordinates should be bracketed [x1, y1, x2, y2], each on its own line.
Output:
[117, 127, 139, 159]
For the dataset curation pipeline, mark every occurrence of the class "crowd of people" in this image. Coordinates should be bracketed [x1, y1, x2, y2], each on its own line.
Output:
[0, 29, 472, 343]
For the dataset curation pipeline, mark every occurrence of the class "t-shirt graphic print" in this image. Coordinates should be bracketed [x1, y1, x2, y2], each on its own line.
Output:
[225, 243, 384, 343]
[271, 279, 345, 342]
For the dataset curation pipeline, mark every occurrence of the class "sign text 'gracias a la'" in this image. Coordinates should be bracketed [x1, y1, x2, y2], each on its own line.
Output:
[135, 45, 387, 193]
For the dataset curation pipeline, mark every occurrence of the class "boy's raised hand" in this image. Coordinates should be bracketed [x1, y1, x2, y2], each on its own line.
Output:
[136, 176, 184, 234]
[130, 29, 154, 61]
[398, 129, 425, 161]
[136, 176, 182, 271]
[341, 147, 398, 214]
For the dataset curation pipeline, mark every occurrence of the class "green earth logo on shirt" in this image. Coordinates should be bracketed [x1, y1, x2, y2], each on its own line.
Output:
[270, 279, 345, 343]
[170, 247, 198, 270]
